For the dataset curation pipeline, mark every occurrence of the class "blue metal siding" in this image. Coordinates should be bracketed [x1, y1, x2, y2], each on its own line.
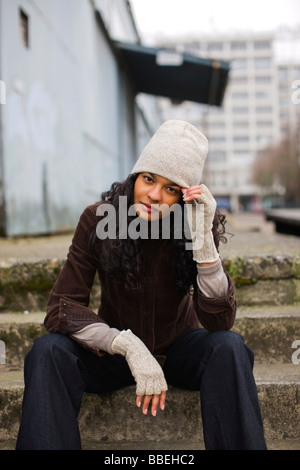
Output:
[0, 0, 149, 236]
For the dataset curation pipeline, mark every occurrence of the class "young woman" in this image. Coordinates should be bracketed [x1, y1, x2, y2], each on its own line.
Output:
[16, 120, 267, 450]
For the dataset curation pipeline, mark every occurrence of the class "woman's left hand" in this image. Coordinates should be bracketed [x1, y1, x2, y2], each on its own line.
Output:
[181, 184, 219, 265]
[181, 185, 203, 202]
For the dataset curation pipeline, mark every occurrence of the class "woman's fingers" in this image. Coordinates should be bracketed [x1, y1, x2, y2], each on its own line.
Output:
[182, 185, 203, 201]
[141, 394, 152, 414]
[159, 390, 166, 411]
[136, 391, 167, 416]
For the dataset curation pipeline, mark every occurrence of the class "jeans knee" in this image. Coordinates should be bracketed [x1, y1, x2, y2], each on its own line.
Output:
[211, 330, 254, 365]
[26, 333, 74, 368]
[216, 330, 243, 347]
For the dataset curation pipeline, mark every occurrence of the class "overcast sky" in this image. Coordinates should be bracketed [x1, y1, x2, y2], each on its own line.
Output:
[130, 0, 300, 43]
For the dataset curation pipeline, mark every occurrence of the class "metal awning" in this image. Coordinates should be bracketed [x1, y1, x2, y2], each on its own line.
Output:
[114, 41, 230, 107]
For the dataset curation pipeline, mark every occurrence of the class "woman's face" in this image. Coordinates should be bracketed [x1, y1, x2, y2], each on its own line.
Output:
[133, 172, 182, 221]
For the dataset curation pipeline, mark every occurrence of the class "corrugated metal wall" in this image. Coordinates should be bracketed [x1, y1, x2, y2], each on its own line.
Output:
[0, 0, 155, 236]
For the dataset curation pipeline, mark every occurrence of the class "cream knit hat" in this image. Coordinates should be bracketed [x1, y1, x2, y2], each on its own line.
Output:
[131, 120, 208, 188]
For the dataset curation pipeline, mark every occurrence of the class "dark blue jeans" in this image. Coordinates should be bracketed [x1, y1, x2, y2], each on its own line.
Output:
[16, 328, 267, 450]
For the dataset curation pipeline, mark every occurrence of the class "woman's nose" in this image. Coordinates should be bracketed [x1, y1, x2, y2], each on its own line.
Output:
[148, 186, 162, 202]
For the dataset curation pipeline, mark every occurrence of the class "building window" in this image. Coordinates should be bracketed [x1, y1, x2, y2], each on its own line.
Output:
[257, 135, 272, 145]
[254, 57, 271, 69]
[279, 98, 290, 108]
[256, 106, 273, 114]
[209, 151, 226, 162]
[255, 91, 272, 100]
[255, 76, 272, 84]
[19, 8, 29, 48]
[280, 112, 288, 121]
[233, 135, 249, 143]
[254, 40, 271, 50]
[208, 121, 225, 129]
[231, 58, 247, 70]
[231, 41, 247, 51]
[278, 67, 288, 80]
[233, 152, 252, 163]
[207, 42, 223, 52]
[233, 121, 249, 128]
[232, 106, 248, 114]
[184, 42, 200, 55]
[230, 76, 248, 84]
[231, 92, 249, 100]
[256, 120, 273, 127]
[209, 136, 226, 143]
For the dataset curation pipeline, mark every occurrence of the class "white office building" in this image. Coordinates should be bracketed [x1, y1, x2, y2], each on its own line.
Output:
[158, 28, 300, 212]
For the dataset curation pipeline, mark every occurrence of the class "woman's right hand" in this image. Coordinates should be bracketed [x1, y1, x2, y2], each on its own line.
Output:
[111, 330, 168, 416]
[136, 390, 166, 416]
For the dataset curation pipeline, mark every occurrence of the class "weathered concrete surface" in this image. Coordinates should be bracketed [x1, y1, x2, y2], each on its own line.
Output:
[222, 254, 300, 283]
[0, 258, 100, 312]
[0, 370, 23, 442]
[0, 259, 63, 311]
[1, 365, 299, 446]
[232, 305, 300, 363]
[0, 255, 299, 311]
[235, 278, 300, 305]
[0, 313, 46, 369]
[0, 437, 300, 450]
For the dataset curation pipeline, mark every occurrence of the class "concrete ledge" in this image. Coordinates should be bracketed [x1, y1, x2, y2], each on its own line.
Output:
[0, 313, 46, 369]
[232, 305, 300, 363]
[223, 254, 300, 283]
[1, 437, 300, 450]
[1, 365, 299, 444]
[235, 279, 300, 305]
[0, 255, 299, 311]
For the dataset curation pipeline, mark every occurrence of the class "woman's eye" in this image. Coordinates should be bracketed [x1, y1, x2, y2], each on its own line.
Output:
[167, 187, 179, 194]
[143, 175, 153, 183]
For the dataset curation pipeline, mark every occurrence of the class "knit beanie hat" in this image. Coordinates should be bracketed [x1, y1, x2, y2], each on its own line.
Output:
[131, 120, 208, 188]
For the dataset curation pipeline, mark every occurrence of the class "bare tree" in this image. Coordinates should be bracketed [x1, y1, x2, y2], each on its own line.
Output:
[252, 124, 300, 204]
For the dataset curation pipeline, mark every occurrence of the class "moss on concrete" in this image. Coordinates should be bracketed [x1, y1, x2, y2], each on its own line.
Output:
[0, 323, 47, 369]
[291, 257, 300, 279]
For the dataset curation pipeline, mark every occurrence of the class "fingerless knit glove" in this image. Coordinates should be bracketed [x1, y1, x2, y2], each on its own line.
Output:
[185, 184, 219, 264]
[111, 330, 168, 396]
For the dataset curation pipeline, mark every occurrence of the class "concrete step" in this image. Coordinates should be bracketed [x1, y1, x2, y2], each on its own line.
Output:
[0, 255, 299, 311]
[1, 437, 300, 451]
[0, 364, 299, 448]
[0, 312, 46, 369]
[222, 255, 300, 306]
[1, 305, 299, 369]
[232, 304, 300, 364]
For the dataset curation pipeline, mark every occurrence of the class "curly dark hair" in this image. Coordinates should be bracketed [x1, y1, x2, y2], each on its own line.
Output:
[89, 174, 228, 293]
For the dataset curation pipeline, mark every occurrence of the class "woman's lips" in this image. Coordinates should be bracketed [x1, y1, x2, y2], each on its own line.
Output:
[141, 202, 159, 213]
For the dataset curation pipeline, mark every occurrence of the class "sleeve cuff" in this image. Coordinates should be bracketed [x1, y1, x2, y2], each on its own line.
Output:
[196, 258, 229, 298]
[71, 323, 121, 355]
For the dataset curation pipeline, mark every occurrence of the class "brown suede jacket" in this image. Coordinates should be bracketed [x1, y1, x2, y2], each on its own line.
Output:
[44, 203, 237, 365]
